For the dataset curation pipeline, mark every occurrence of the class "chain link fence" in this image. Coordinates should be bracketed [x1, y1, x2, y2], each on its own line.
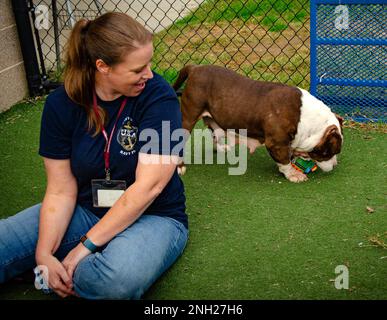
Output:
[30, 0, 310, 88]
[310, 0, 386, 122]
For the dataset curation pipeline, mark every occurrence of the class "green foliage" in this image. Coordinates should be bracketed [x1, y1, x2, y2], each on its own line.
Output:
[175, 0, 309, 31]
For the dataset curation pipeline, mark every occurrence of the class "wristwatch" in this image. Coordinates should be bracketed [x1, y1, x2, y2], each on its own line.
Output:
[80, 235, 99, 253]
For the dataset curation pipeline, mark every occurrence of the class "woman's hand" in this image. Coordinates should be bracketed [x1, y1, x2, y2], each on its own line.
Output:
[35, 253, 75, 298]
[62, 243, 92, 284]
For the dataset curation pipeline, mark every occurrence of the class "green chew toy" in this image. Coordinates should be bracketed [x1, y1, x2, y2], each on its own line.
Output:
[291, 157, 318, 174]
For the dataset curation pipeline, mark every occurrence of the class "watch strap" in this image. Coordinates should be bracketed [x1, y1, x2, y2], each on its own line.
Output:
[80, 235, 99, 253]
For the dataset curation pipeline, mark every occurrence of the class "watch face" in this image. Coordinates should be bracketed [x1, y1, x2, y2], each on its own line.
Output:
[80, 235, 87, 243]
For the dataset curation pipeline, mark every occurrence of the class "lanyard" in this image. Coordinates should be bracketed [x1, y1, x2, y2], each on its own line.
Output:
[92, 90, 128, 180]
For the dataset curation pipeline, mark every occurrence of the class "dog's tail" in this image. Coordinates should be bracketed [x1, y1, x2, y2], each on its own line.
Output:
[173, 65, 195, 95]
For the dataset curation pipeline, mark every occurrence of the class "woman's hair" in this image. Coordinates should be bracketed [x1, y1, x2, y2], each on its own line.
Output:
[63, 12, 153, 134]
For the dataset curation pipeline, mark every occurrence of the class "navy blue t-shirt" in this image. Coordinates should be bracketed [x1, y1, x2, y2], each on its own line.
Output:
[39, 72, 188, 229]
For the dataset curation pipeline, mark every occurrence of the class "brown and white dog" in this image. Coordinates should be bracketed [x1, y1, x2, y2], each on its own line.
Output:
[173, 65, 343, 182]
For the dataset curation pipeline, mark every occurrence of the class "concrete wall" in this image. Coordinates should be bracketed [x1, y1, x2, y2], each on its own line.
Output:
[0, 0, 29, 113]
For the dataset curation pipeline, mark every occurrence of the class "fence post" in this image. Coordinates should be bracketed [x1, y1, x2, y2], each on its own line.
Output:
[11, 0, 42, 96]
[51, 0, 61, 72]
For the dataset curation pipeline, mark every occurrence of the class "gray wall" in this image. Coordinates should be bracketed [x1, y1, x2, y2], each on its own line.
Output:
[0, 0, 29, 112]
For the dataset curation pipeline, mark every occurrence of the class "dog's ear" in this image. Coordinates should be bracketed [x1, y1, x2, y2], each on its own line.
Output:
[310, 125, 342, 160]
[334, 113, 344, 131]
[324, 125, 342, 155]
[325, 124, 339, 136]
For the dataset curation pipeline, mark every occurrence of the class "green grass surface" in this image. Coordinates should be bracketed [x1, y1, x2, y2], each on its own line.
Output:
[0, 99, 386, 300]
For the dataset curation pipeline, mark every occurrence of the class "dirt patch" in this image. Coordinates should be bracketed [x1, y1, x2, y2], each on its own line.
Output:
[344, 121, 387, 134]
[154, 19, 310, 86]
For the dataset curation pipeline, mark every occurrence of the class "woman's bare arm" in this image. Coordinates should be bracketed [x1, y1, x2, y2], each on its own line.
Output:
[36, 158, 78, 259]
[35, 158, 78, 297]
[84, 153, 178, 247]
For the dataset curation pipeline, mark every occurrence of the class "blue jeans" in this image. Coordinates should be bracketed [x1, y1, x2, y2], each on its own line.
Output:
[0, 204, 189, 299]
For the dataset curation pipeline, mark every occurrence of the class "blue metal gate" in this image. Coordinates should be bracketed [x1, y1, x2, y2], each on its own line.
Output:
[310, 0, 386, 122]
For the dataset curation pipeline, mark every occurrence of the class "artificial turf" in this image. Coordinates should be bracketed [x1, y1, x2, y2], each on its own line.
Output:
[0, 98, 385, 300]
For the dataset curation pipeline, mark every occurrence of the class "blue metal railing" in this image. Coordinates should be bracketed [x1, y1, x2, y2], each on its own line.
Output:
[310, 0, 387, 122]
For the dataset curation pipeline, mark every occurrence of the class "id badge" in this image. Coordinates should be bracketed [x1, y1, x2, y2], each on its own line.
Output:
[91, 179, 127, 208]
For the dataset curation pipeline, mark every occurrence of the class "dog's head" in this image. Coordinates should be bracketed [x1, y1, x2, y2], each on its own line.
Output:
[308, 119, 343, 172]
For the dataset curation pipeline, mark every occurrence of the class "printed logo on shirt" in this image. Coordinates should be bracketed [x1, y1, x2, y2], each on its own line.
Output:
[117, 117, 138, 155]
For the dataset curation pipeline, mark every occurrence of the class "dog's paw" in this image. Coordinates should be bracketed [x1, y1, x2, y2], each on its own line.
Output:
[177, 165, 186, 176]
[278, 163, 309, 183]
[287, 170, 308, 183]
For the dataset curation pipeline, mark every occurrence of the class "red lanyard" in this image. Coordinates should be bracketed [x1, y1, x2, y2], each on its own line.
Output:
[92, 90, 128, 180]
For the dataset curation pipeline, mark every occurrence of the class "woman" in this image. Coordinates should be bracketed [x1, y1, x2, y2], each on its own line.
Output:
[0, 12, 188, 299]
